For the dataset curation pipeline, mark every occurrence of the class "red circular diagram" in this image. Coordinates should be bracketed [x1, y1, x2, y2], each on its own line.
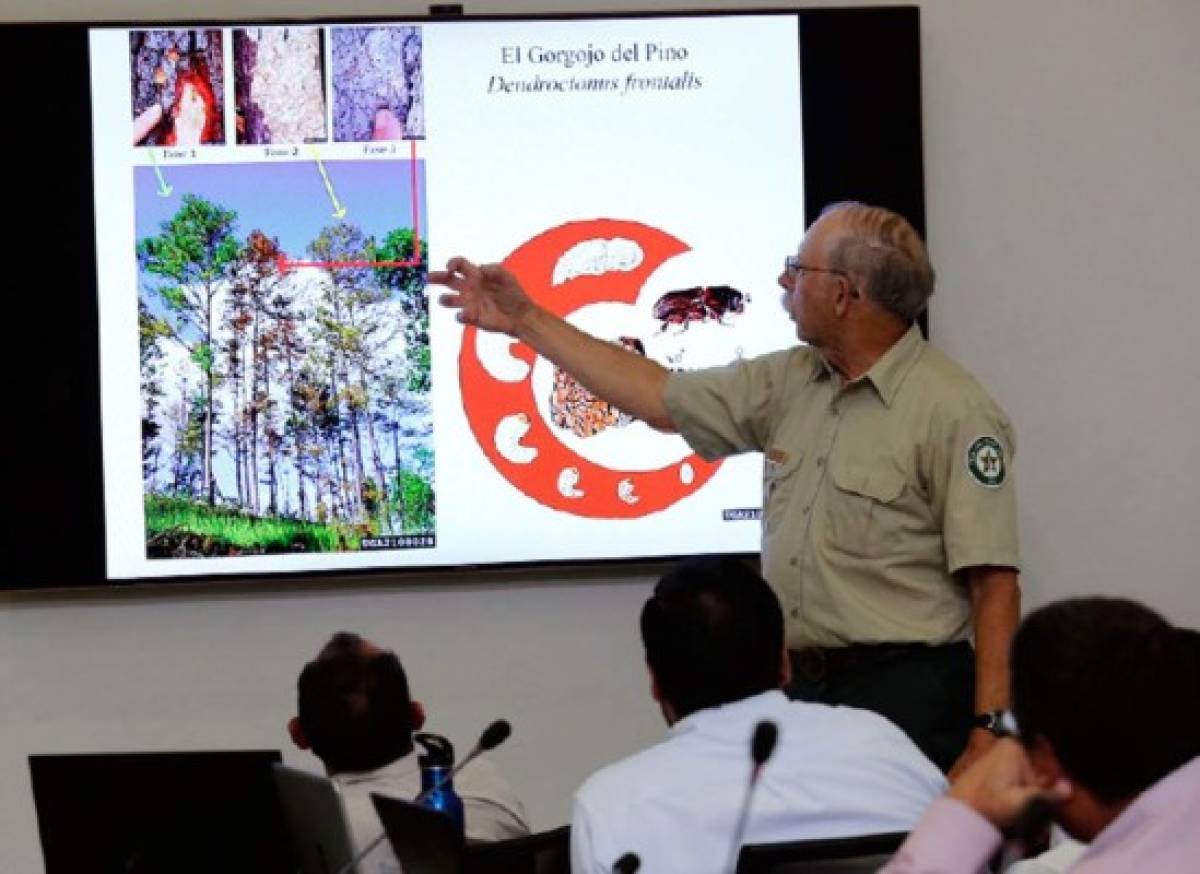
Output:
[458, 219, 722, 519]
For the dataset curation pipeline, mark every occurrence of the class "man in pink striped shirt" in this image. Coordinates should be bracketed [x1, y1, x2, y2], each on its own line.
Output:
[883, 599, 1200, 873]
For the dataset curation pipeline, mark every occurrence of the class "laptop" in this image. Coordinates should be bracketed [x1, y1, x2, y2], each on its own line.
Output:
[29, 749, 293, 874]
[370, 792, 465, 874]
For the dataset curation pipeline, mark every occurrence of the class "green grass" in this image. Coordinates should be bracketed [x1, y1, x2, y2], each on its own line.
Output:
[145, 495, 355, 553]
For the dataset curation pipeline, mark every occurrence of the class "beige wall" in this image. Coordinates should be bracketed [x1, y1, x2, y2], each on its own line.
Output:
[3, 1, 1199, 871]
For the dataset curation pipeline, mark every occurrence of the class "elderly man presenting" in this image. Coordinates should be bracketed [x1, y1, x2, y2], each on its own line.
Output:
[432, 202, 1020, 775]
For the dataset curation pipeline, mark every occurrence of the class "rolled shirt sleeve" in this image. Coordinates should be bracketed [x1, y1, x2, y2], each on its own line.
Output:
[927, 399, 1021, 575]
[663, 349, 802, 460]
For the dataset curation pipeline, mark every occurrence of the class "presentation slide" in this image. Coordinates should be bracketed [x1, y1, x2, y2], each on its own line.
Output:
[89, 15, 805, 579]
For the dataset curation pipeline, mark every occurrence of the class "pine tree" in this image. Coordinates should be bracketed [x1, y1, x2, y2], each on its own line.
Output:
[137, 194, 239, 505]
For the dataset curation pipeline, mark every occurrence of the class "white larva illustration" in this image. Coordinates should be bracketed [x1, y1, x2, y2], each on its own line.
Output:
[551, 237, 643, 286]
[679, 462, 695, 485]
[617, 478, 640, 505]
[557, 466, 585, 498]
[476, 331, 531, 383]
[494, 413, 538, 464]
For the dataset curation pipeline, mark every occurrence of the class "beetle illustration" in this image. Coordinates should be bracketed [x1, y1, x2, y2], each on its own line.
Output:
[652, 285, 747, 331]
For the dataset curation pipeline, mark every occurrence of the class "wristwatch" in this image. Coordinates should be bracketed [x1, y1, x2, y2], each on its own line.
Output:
[971, 709, 1007, 737]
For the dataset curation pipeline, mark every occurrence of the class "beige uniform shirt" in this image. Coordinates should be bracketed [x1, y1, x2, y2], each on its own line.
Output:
[663, 324, 1019, 649]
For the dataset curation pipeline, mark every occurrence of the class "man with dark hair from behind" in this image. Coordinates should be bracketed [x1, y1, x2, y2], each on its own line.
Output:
[288, 633, 529, 872]
[883, 598, 1200, 873]
[571, 557, 946, 874]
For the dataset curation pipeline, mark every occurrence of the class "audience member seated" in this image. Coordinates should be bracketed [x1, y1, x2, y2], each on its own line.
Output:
[570, 557, 947, 874]
[882, 598, 1200, 873]
[288, 632, 530, 872]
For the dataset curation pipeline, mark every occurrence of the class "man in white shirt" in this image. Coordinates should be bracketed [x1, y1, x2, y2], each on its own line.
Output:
[570, 558, 947, 874]
[288, 632, 529, 873]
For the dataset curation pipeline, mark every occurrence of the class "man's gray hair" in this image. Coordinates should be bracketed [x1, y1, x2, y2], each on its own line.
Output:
[821, 201, 936, 322]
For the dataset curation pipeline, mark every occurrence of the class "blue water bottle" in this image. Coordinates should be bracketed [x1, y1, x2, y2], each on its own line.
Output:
[414, 732, 465, 839]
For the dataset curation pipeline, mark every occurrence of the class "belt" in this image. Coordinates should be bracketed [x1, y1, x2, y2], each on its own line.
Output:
[789, 641, 952, 682]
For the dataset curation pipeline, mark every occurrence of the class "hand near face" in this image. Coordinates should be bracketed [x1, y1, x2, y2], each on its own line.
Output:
[948, 729, 996, 781]
[948, 738, 1072, 828]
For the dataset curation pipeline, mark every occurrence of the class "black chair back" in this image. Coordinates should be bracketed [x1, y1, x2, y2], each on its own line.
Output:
[736, 830, 908, 874]
[465, 825, 570, 874]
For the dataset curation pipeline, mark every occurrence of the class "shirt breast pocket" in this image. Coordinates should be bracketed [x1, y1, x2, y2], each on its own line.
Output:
[762, 451, 803, 535]
[826, 461, 908, 558]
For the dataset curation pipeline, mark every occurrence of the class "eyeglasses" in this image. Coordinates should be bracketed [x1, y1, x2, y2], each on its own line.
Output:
[783, 254, 848, 281]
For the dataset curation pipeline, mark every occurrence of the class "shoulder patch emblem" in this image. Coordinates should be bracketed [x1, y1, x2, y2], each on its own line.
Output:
[966, 435, 1006, 488]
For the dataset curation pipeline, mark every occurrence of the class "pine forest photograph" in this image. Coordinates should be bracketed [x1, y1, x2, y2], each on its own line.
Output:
[134, 158, 432, 558]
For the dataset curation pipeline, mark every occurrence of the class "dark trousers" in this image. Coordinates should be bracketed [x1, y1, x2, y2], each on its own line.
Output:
[787, 641, 975, 773]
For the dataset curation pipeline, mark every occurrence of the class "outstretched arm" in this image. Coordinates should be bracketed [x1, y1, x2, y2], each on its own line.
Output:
[431, 257, 677, 431]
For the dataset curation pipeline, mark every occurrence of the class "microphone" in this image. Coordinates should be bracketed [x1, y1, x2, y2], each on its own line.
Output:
[480, 719, 512, 751]
[415, 719, 511, 803]
[612, 851, 641, 873]
[335, 719, 513, 874]
[751, 721, 778, 768]
[726, 720, 779, 874]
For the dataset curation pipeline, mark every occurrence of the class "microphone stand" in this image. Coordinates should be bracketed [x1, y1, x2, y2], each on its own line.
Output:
[726, 720, 778, 874]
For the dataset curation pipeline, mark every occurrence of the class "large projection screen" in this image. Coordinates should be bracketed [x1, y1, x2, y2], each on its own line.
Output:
[3, 8, 924, 588]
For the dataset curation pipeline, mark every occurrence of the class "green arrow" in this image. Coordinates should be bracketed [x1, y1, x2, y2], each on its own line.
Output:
[310, 146, 347, 219]
[147, 148, 172, 197]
